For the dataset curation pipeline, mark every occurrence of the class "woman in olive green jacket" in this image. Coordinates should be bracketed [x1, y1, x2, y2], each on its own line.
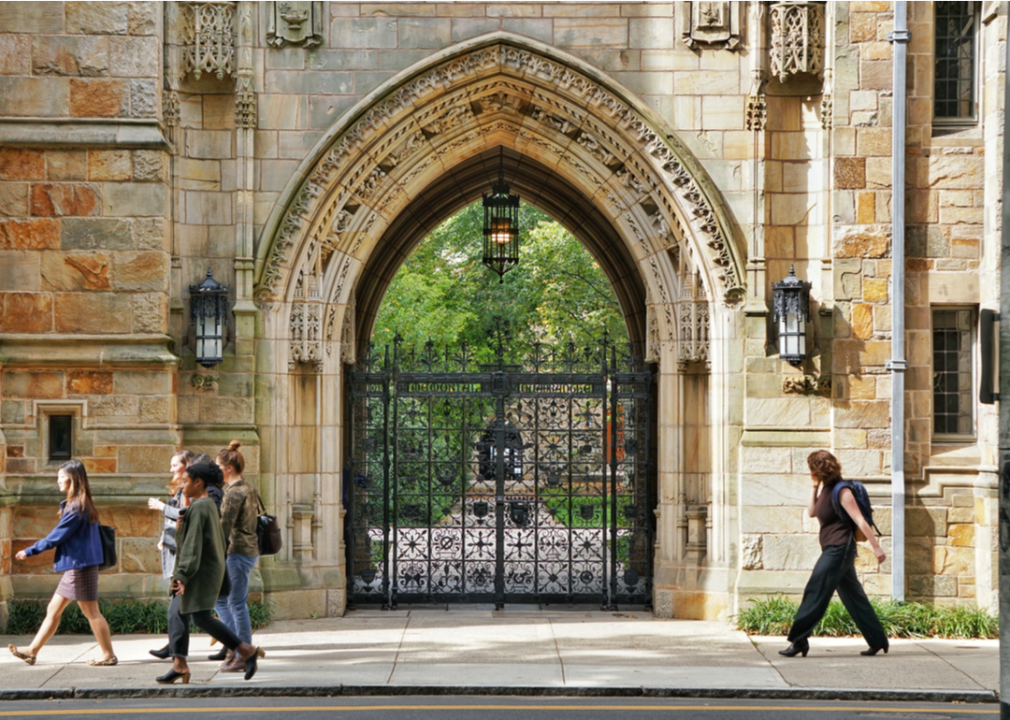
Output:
[157, 462, 262, 685]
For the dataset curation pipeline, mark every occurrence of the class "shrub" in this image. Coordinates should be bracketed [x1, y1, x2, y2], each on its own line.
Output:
[5, 598, 270, 635]
[736, 596, 997, 640]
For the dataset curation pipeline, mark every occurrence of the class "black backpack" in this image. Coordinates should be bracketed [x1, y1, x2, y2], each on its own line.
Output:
[830, 480, 880, 542]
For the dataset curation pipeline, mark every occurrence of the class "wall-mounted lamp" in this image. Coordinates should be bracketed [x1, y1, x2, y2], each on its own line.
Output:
[772, 265, 811, 367]
[190, 268, 229, 367]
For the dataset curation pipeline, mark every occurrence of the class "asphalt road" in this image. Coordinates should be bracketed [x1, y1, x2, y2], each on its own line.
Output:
[0, 696, 997, 720]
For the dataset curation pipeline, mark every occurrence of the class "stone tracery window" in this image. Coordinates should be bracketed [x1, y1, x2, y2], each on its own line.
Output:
[934, 1, 978, 122]
[932, 308, 976, 440]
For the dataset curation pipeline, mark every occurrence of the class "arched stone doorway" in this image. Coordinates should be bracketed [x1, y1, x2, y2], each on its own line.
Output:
[253, 34, 745, 620]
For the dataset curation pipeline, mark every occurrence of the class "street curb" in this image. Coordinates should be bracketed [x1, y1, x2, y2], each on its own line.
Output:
[0, 685, 997, 704]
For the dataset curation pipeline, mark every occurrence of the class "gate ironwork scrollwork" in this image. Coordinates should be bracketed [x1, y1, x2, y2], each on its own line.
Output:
[347, 330, 654, 609]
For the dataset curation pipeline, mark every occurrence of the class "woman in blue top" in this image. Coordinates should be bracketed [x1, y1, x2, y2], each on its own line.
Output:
[8, 460, 117, 666]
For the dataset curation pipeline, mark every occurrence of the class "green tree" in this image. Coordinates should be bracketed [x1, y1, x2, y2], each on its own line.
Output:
[371, 202, 627, 357]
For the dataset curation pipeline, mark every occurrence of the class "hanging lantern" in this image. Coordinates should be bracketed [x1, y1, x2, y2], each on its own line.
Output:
[772, 265, 811, 367]
[482, 149, 520, 282]
[189, 268, 229, 367]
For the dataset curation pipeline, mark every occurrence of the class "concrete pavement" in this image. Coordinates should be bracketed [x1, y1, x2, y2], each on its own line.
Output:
[0, 608, 998, 702]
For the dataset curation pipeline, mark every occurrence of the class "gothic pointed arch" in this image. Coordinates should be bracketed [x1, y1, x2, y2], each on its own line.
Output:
[253, 32, 746, 366]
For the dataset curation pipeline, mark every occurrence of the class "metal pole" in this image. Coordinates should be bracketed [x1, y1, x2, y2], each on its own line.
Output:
[997, 7, 1010, 717]
[887, 1, 910, 602]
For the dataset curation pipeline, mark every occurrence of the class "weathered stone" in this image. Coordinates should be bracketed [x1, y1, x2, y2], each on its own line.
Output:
[90, 394, 139, 418]
[66, 1, 129, 34]
[834, 157, 866, 189]
[0, 251, 39, 291]
[114, 370, 172, 395]
[947, 506, 974, 524]
[0, 184, 29, 217]
[0, 293, 53, 334]
[1, 400, 26, 423]
[129, 79, 157, 117]
[29, 184, 100, 217]
[0, 149, 45, 181]
[948, 524, 975, 547]
[555, 18, 629, 47]
[744, 398, 812, 427]
[927, 156, 983, 189]
[934, 546, 975, 576]
[1, 371, 64, 399]
[70, 78, 129, 118]
[118, 445, 176, 474]
[398, 18, 452, 48]
[46, 150, 89, 181]
[32, 36, 109, 77]
[128, 2, 158, 35]
[741, 535, 762, 570]
[132, 150, 166, 182]
[120, 538, 160, 573]
[0, 32, 32, 75]
[330, 18, 399, 49]
[741, 507, 803, 534]
[110, 36, 158, 77]
[54, 292, 132, 333]
[67, 371, 114, 395]
[101, 506, 163, 537]
[103, 182, 165, 217]
[83, 458, 118, 475]
[41, 252, 111, 291]
[0, 2, 65, 34]
[762, 534, 821, 571]
[834, 226, 890, 258]
[851, 303, 873, 339]
[908, 575, 958, 598]
[133, 218, 166, 251]
[863, 277, 888, 302]
[61, 218, 133, 250]
[89, 150, 132, 181]
[907, 507, 948, 537]
[113, 251, 169, 291]
[0, 218, 60, 250]
[0, 77, 69, 117]
[132, 292, 166, 333]
[835, 401, 890, 429]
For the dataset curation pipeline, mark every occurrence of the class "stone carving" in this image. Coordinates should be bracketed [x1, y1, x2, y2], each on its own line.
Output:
[266, 1, 324, 48]
[182, 2, 236, 80]
[256, 43, 746, 306]
[677, 300, 710, 372]
[164, 91, 181, 128]
[769, 1, 826, 84]
[289, 300, 323, 371]
[191, 373, 219, 392]
[340, 303, 356, 364]
[746, 94, 767, 131]
[782, 374, 831, 396]
[679, 2, 742, 50]
[236, 69, 256, 128]
[820, 94, 832, 129]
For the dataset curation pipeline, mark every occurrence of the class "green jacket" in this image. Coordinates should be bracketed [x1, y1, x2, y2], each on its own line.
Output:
[172, 497, 226, 615]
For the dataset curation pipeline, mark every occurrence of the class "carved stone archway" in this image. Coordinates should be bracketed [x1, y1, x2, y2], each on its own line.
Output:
[253, 34, 745, 619]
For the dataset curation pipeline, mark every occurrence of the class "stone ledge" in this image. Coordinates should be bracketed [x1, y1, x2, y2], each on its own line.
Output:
[0, 334, 178, 368]
[741, 429, 830, 447]
[0, 119, 170, 149]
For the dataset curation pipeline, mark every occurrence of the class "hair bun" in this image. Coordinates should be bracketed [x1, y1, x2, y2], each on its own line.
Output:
[228, 440, 242, 451]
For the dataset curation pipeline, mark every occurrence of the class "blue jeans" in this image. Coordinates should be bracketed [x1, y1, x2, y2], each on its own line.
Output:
[214, 552, 258, 645]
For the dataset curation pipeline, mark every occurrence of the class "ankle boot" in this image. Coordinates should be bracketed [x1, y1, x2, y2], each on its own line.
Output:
[778, 639, 810, 658]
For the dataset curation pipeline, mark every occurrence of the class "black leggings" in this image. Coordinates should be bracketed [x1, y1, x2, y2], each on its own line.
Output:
[167, 592, 242, 659]
[787, 539, 888, 648]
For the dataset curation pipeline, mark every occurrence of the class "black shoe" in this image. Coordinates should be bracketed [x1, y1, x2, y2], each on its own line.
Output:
[243, 647, 260, 681]
[861, 642, 889, 656]
[208, 647, 228, 661]
[149, 644, 171, 660]
[155, 669, 191, 685]
[778, 639, 810, 658]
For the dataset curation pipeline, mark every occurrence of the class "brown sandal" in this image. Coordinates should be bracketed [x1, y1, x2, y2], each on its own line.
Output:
[8, 644, 36, 666]
[86, 656, 118, 666]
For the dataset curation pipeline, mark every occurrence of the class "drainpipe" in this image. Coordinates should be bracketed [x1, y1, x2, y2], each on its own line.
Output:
[887, 2, 910, 603]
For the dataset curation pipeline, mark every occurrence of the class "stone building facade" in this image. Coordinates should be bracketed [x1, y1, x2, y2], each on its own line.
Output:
[0, 1, 1001, 623]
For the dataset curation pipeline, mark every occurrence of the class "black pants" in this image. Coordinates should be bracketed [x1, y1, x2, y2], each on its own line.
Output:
[167, 592, 243, 659]
[787, 540, 888, 648]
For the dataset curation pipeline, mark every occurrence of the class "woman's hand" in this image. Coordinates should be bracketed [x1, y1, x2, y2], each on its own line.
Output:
[148, 498, 166, 511]
[15, 550, 26, 562]
[873, 545, 886, 563]
[172, 579, 186, 595]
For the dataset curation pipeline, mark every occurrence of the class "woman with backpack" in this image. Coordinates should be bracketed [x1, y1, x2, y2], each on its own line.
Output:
[779, 450, 889, 658]
[8, 460, 117, 667]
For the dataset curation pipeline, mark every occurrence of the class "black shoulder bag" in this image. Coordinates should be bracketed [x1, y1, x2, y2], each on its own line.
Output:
[98, 525, 117, 571]
[256, 495, 283, 556]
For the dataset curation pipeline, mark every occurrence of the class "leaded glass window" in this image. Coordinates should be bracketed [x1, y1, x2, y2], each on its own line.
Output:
[934, 2, 978, 122]
[932, 308, 975, 438]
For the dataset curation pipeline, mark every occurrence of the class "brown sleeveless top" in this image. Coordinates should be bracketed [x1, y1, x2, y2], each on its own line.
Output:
[814, 485, 852, 549]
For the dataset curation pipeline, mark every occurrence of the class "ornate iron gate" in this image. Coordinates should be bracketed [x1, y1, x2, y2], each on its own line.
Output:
[347, 335, 654, 608]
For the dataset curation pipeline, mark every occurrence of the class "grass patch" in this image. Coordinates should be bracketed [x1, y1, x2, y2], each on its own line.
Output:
[5, 598, 270, 636]
[736, 596, 998, 640]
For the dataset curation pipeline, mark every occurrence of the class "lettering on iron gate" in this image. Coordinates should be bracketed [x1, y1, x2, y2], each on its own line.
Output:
[347, 338, 655, 608]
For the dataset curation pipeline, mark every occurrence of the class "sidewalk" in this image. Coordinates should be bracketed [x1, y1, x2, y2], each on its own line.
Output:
[0, 608, 998, 702]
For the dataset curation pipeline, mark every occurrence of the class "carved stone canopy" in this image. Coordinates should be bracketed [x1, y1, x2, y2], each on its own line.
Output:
[182, 2, 236, 80]
[267, 1, 324, 49]
[769, 1, 826, 84]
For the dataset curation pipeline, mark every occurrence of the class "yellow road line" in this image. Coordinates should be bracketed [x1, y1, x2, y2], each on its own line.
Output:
[0, 704, 996, 717]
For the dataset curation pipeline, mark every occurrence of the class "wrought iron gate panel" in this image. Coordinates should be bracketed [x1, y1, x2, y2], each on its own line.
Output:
[348, 339, 654, 607]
